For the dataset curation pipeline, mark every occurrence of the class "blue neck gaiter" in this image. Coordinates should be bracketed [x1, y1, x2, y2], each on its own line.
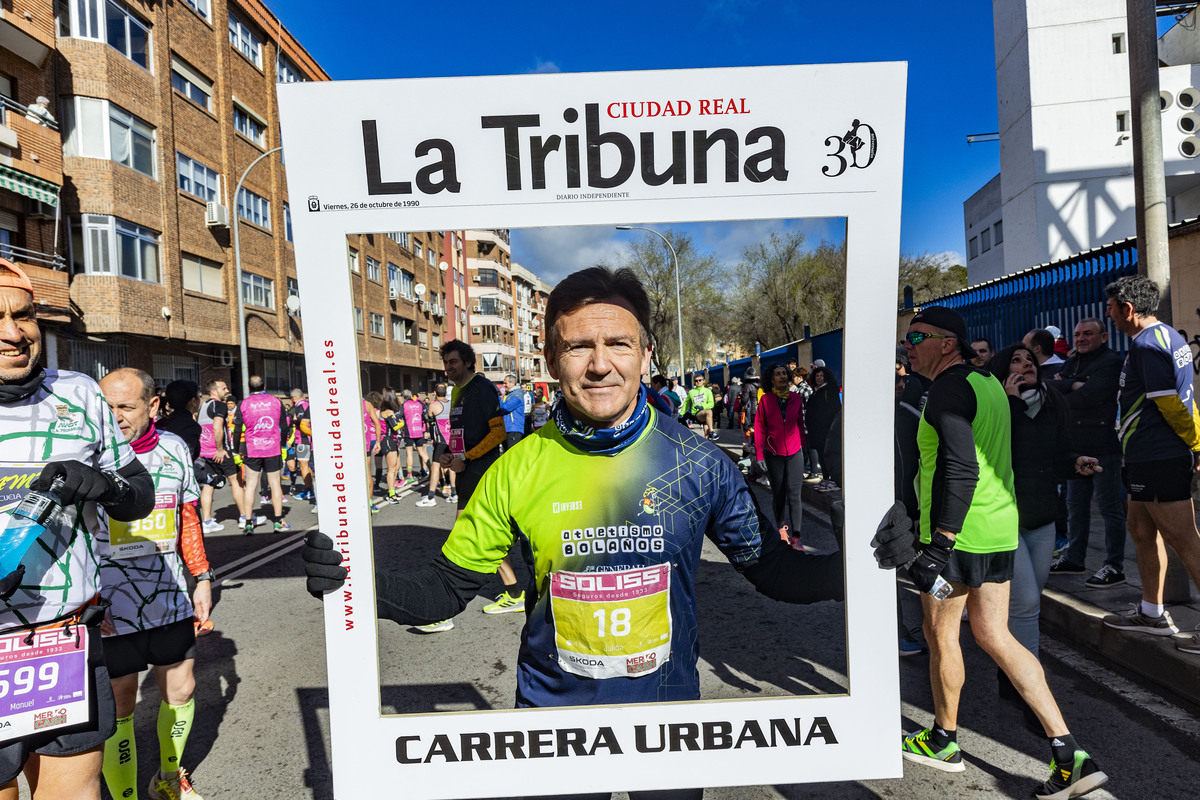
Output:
[554, 386, 651, 455]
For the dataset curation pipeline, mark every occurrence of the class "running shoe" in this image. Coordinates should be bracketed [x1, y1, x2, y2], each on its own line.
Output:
[370, 503, 380, 515]
[243, 523, 254, 536]
[1049, 556, 1086, 575]
[448, 492, 459, 504]
[1102, 606, 1178, 635]
[148, 766, 203, 800]
[201, 519, 224, 534]
[1176, 626, 1200, 654]
[1033, 749, 1107, 799]
[274, 521, 291, 533]
[901, 728, 964, 772]
[482, 591, 525, 614]
[237, 515, 245, 527]
[415, 496, 437, 507]
[1084, 565, 1125, 589]
[260, 494, 269, 505]
[413, 619, 453, 633]
[311, 504, 318, 514]
[386, 493, 399, 504]
[898, 636, 927, 657]
[803, 473, 822, 483]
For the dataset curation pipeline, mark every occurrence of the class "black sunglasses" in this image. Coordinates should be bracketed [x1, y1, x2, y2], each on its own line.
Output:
[904, 331, 954, 346]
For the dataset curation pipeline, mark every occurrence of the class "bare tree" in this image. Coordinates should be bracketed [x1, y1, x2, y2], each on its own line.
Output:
[899, 252, 967, 306]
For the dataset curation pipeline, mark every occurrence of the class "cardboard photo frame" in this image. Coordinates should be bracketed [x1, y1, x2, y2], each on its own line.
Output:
[278, 62, 907, 799]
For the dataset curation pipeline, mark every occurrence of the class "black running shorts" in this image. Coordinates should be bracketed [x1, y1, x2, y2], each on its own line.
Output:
[940, 547, 1015, 587]
[1124, 455, 1195, 503]
[101, 618, 197, 679]
[243, 454, 283, 473]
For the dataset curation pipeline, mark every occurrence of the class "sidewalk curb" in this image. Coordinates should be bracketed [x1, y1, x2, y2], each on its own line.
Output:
[1039, 587, 1200, 708]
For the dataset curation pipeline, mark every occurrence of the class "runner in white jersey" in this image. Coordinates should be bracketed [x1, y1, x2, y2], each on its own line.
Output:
[232, 376, 289, 534]
[98, 368, 212, 800]
[0, 260, 154, 800]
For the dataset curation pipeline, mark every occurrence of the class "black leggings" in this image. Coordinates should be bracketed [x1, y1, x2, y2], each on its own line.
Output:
[765, 450, 805, 533]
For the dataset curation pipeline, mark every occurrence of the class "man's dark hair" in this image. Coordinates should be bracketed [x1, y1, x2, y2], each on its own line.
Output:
[649, 374, 666, 389]
[970, 337, 992, 351]
[164, 380, 199, 414]
[249, 375, 265, 392]
[1105, 275, 1160, 318]
[206, 379, 225, 394]
[1025, 329, 1054, 357]
[440, 339, 476, 370]
[544, 266, 652, 354]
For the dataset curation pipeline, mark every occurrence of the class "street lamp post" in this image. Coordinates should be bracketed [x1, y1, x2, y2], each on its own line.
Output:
[616, 225, 684, 382]
[232, 146, 283, 399]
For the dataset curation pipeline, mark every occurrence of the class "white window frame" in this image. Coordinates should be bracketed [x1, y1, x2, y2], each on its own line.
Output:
[369, 312, 385, 337]
[181, 251, 223, 297]
[181, 0, 210, 21]
[241, 271, 275, 310]
[176, 151, 219, 202]
[354, 307, 364, 331]
[284, 203, 293, 242]
[236, 186, 271, 229]
[104, 0, 152, 70]
[233, 102, 267, 147]
[62, 96, 156, 178]
[227, 12, 262, 68]
[276, 53, 306, 84]
[387, 231, 409, 247]
[70, 214, 160, 283]
[366, 256, 381, 282]
[348, 247, 359, 273]
[170, 56, 213, 111]
[59, 1, 152, 70]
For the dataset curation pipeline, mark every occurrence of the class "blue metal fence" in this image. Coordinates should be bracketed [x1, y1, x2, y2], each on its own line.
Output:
[928, 239, 1139, 356]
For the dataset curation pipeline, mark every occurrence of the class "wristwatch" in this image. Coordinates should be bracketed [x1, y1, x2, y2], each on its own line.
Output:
[193, 570, 216, 582]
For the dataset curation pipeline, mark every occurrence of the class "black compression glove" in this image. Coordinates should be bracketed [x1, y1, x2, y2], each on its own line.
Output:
[908, 532, 955, 593]
[755, 460, 768, 474]
[0, 565, 25, 600]
[33, 461, 127, 507]
[302, 532, 346, 599]
[870, 501, 918, 568]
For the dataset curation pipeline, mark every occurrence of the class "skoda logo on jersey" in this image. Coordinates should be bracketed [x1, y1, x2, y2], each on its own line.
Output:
[640, 487, 659, 516]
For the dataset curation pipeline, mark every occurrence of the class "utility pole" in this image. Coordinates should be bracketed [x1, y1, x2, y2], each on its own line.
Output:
[1128, 0, 1188, 601]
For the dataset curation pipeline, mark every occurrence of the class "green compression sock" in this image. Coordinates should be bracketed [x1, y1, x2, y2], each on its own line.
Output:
[157, 698, 196, 774]
[102, 713, 137, 799]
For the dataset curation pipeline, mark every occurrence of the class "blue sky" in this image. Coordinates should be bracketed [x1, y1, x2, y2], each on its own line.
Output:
[270, 0, 1003, 280]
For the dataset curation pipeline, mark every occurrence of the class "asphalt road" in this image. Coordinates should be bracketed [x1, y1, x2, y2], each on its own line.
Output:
[43, 473, 1199, 800]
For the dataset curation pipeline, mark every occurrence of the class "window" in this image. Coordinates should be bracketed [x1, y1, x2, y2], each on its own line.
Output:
[171, 57, 212, 111]
[980, 227, 991, 253]
[427, 248, 436, 267]
[348, 247, 359, 273]
[58, 1, 151, 69]
[233, 104, 266, 146]
[994, 220, 1003, 245]
[276, 54, 306, 84]
[284, 203, 292, 242]
[236, 187, 271, 229]
[228, 13, 262, 68]
[387, 232, 409, 247]
[397, 269, 415, 300]
[419, 329, 428, 346]
[1112, 33, 1126, 55]
[391, 316, 415, 343]
[176, 152, 218, 202]
[61, 97, 156, 178]
[968, 236, 979, 260]
[70, 214, 159, 282]
[242, 272, 275, 309]
[181, 0, 210, 21]
[1116, 111, 1130, 133]
[432, 333, 440, 348]
[181, 252, 223, 297]
[152, 355, 200, 388]
[481, 352, 501, 370]
[262, 356, 295, 392]
[70, 340, 129, 381]
[477, 267, 498, 286]
[369, 312, 385, 337]
[287, 277, 300, 316]
[366, 256, 381, 282]
[354, 307, 364, 331]
[479, 296, 502, 316]
[413, 241, 422, 258]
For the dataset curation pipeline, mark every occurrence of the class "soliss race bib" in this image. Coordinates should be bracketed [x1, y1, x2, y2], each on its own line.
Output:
[0, 625, 90, 743]
[108, 493, 178, 558]
[550, 563, 672, 679]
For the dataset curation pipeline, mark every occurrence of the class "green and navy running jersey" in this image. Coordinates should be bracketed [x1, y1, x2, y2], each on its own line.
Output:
[0, 370, 136, 632]
[100, 431, 201, 636]
[443, 407, 764, 708]
[1118, 322, 1198, 462]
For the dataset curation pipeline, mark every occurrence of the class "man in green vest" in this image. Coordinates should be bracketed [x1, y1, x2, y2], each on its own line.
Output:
[687, 374, 716, 440]
[883, 306, 1106, 799]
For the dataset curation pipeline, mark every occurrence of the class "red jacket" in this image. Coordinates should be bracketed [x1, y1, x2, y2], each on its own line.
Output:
[754, 391, 806, 460]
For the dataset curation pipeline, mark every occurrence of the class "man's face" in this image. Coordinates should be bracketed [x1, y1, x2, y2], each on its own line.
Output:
[443, 352, 470, 386]
[211, 381, 229, 400]
[504, 376, 517, 391]
[100, 373, 158, 443]
[903, 324, 957, 378]
[1073, 321, 1106, 355]
[0, 287, 41, 384]
[1021, 331, 1047, 363]
[971, 341, 992, 368]
[694, 377, 704, 390]
[1105, 298, 1136, 336]
[546, 299, 652, 429]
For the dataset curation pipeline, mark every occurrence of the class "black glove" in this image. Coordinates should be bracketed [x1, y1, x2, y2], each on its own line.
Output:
[302, 532, 346, 599]
[33, 461, 125, 507]
[870, 501, 918, 568]
[0, 565, 25, 600]
[908, 533, 955, 593]
[755, 460, 768, 474]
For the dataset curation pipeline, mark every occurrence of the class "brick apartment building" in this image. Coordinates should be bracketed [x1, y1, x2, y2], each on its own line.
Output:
[4, 0, 550, 400]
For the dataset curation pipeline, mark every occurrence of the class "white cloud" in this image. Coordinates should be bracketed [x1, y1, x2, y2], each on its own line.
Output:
[511, 225, 629, 284]
[933, 249, 966, 267]
[529, 59, 561, 74]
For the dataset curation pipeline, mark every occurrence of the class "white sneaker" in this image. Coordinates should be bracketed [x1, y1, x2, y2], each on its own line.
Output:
[237, 515, 246, 527]
[202, 519, 224, 534]
[415, 496, 437, 507]
[413, 619, 453, 633]
[310, 504, 319, 514]
[253, 514, 268, 526]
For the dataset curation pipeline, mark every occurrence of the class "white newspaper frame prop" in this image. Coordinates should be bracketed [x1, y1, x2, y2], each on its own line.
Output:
[278, 63, 906, 799]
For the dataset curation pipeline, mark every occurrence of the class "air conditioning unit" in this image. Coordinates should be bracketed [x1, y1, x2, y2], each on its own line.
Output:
[420, 301, 431, 312]
[216, 348, 235, 367]
[27, 199, 55, 220]
[472, 275, 480, 282]
[388, 285, 399, 300]
[472, 304, 481, 313]
[205, 202, 229, 228]
[471, 326, 481, 334]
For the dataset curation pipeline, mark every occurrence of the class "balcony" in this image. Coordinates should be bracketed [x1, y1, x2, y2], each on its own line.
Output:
[9, 245, 70, 322]
[0, 96, 62, 186]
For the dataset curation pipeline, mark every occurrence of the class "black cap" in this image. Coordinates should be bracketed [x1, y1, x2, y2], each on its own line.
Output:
[910, 306, 974, 360]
